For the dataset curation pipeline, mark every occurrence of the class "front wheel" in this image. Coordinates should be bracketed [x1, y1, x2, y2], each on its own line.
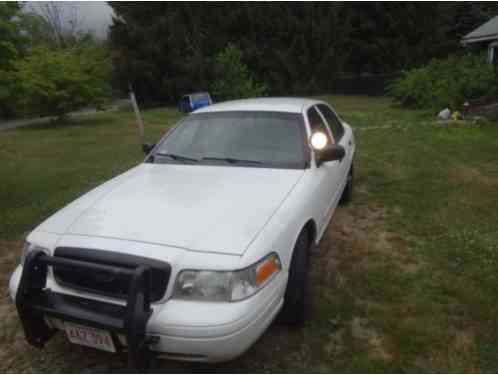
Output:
[278, 230, 310, 325]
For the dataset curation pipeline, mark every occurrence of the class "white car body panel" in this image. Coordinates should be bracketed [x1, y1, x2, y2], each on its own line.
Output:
[9, 97, 355, 362]
[194, 97, 317, 114]
[39, 163, 304, 255]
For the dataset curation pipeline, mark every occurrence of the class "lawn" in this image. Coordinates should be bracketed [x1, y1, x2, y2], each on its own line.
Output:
[1, 96, 498, 372]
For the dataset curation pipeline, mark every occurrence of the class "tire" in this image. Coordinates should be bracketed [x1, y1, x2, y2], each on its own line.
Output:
[279, 229, 310, 325]
[340, 164, 354, 204]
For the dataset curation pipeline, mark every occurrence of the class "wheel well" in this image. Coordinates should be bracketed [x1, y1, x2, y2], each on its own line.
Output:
[303, 219, 317, 253]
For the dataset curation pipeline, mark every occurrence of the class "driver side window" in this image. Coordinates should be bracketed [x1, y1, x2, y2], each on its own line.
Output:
[307, 106, 334, 144]
[317, 104, 344, 142]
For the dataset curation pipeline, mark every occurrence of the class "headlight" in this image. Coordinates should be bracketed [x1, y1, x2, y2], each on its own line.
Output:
[173, 253, 281, 302]
[21, 241, 49, 265]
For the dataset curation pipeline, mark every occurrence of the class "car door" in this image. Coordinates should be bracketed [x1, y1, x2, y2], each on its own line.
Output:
[306, 106, 342, 234]
[316, 103, 352, 191]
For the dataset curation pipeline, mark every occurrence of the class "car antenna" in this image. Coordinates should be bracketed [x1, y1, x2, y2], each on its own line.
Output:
[128, 82, 145, 143]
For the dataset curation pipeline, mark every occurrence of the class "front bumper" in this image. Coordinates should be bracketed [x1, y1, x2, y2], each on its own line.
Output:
[9, 252, 286, 366]
[14, 250, 153, 369]
[148, 293, 283, 362]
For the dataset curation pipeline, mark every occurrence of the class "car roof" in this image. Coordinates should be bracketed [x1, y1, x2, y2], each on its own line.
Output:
[193, 97, 321, 114]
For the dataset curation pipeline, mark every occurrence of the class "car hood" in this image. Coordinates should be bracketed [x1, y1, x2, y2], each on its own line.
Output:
[38, 163, 304, 255]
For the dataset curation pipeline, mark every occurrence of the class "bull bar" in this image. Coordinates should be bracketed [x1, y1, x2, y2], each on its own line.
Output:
[16, 249, 154, 370]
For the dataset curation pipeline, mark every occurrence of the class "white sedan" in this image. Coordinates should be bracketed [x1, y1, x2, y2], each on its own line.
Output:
[9, 97, 355, 368]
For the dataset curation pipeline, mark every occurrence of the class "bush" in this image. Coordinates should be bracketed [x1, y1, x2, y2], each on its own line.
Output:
[211, 44, 267, 101]
[14, 44, 112, 118]
[389, 54, 497, 110]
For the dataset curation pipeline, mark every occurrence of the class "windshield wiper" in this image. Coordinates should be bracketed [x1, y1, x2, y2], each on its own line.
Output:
[155, 153, 199, 162]
[202, 156, 262, 164]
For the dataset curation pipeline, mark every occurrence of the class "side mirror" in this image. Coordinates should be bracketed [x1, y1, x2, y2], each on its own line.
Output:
[142, 143, 155, 155]
[316, 144, 345, 165]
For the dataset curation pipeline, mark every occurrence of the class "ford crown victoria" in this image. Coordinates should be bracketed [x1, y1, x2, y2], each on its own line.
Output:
[9, 97, 355, 368]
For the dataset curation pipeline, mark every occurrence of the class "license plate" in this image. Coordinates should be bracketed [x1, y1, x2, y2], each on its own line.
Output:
[65, 322, 116, 352]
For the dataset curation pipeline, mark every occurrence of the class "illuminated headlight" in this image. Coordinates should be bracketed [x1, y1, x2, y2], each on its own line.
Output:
[21, 241, 49, 265]
[173, 253, 281, 302]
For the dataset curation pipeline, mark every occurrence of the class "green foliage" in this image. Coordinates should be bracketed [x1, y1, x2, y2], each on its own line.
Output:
[108, 3, 498, 101]
[14, 44, 112, 117]
[389, 54, 497, 110]
[0, 2, 26, 117]
[210, 44, 266, 100]
[0, 2, 24, 69]
[109, 3, 351, 101]
[346, 3, 456, 73]
[17, 11, 55, 48]
[0, 2, 112, 119]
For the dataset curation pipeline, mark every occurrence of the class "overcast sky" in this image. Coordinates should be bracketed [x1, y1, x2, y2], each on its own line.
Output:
[27, 1, 114, 38]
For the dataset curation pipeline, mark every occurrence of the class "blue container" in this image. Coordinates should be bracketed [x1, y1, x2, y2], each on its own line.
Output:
[178, 92, 213, 113]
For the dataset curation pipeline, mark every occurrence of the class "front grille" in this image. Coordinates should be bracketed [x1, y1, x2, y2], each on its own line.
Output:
[53, 247, 171, 302]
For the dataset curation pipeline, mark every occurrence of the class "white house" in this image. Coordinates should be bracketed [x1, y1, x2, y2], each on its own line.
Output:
[461, 15, 498, 64]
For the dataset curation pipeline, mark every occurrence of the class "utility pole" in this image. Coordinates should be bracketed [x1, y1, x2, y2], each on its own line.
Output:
[128, 83, 144, 141]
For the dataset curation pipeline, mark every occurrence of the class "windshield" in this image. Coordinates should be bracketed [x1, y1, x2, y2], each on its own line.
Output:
[152, 111, 307, 169]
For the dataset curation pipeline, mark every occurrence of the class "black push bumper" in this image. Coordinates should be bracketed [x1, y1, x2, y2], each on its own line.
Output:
[16, 249, 154, 369]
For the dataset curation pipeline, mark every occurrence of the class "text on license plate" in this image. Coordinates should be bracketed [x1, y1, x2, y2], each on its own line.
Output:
[65, 322, 116, 352]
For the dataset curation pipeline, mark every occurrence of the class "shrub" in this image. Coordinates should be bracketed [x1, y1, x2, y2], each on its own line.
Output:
[211, 44, 267, 101]
[389, 54, 497, 110]
[14, 44, 112, 118]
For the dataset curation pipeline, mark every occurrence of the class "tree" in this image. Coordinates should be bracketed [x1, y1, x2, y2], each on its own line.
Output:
[31, 2, 85, 48]
[271, 4, 352, 94]
[210, 44, 266, 100]
[108, 3, 353, 101]
[451, 2, 498, 39]
[18, 11, 57, 48]
[0, 2, 25, 117]
[14, 44, 112, 118]
[345, 2, 457, 73]
[108, 3, 498, 102]
[0, 2, 24, 68]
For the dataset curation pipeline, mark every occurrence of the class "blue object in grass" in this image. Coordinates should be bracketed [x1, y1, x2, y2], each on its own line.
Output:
[178, 92, 213, 113]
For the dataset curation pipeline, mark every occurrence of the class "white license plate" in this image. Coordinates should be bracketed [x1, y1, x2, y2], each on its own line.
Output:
[65, 322, 116, 353]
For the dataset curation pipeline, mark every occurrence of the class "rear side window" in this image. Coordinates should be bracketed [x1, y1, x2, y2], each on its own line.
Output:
[317, 104, 344, 141]
[307, 107, 332, 143]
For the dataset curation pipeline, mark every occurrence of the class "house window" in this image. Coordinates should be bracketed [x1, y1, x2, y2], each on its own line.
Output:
[488, 41, 498, 65]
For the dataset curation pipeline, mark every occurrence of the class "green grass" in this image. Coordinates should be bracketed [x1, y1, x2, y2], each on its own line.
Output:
[0, 107, 182, 240]
[1, 96, 498, 372]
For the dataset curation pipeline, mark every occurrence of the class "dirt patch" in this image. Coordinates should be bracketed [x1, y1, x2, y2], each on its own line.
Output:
[448, 166, 498, 188]
[321, 199, 422, 276]
[453, 329, 475, 354]
[324, 315, 392, 361]
[324, 326, 346, 358]
[313, 190, 427, 365]
[350, 317, 392, 361]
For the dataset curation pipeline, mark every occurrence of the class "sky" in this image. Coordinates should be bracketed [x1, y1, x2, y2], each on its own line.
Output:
[27, 1, 114, 38]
